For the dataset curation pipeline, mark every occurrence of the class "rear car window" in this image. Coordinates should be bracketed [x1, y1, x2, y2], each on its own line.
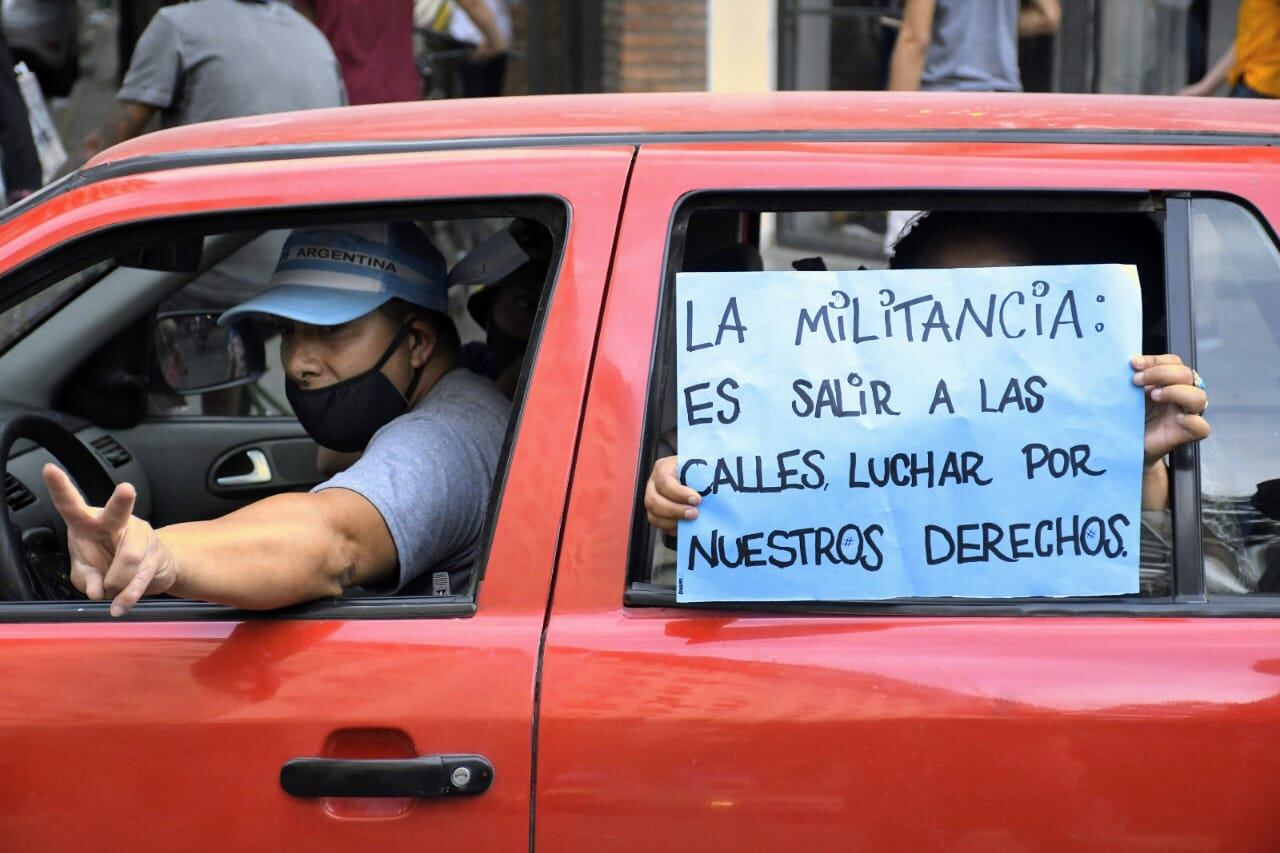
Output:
[1191, 198, 1280, 595]
[631, 196, 1178, 605]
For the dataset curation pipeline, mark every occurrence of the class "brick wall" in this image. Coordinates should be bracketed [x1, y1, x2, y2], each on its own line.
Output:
[509, 0, 708, 95]
[602, 0, 707, 93]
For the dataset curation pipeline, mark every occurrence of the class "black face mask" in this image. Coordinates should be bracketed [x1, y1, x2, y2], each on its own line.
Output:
[286, 322, 425, 452]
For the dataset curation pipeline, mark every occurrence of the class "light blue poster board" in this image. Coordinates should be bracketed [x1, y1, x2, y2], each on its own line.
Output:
[675, 264, 1144, 602]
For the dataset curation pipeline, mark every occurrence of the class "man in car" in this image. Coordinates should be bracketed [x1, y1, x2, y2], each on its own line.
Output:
[42, 222, 510, 616]
[645, 211, 1210, 532]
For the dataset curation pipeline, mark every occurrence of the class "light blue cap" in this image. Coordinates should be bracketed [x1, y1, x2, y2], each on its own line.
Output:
[218, 223, 448, 327]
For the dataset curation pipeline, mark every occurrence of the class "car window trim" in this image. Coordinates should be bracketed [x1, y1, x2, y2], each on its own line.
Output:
[1164, 195, 1206, 601]
[0, 196, 566, 317]
[0, 596, 476, 623]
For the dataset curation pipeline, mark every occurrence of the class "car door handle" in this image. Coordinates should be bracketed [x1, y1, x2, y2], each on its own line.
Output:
[212, 448, 272, 487]
[280, 754, 494, 799]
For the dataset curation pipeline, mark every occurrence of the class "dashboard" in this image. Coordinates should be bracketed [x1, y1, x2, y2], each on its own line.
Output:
[2, 402, 152, 545]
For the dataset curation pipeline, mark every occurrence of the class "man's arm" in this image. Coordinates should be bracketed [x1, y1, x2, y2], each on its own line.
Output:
[162, 488, 396, 609]
[1018, 0, 1061, 37]
[887, 0, 936, 91]
[85, 8, 177, 158]
[454, 0, 508, 58]
[43, 464, 397, 615]
[1181, 45, 1236, 96]
[83, 101, 156, 159]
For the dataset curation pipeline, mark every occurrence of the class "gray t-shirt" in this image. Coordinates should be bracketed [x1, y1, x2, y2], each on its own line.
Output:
[119, 0, 346, 128]
[316, 369, 510, 596]
[920, 0, 1022, 93]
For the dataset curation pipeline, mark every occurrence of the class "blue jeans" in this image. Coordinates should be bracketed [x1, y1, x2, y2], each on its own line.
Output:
[1230, 80, 1273, 98]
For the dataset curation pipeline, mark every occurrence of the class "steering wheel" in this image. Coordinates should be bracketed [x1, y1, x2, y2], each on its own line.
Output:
[0, 413, 116, 601]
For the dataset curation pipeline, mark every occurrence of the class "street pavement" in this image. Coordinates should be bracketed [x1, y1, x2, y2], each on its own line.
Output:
[51, 3, 119, 176]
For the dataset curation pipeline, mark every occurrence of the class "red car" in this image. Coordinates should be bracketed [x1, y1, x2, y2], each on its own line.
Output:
[0, 92, 1276, 851]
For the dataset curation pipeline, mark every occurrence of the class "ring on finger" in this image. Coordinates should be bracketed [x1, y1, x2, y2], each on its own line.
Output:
[1191, 369, 1206, 390]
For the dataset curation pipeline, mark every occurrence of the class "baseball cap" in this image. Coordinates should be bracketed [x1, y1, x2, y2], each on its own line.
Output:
[218, 222, 448, 327]
[454, 220, 553, 325]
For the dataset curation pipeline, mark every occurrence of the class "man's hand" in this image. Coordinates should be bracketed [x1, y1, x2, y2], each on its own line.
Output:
[82, 102, 157, 165]
[1132, 354, 1210, 465]
[1178, 80, 1216, 97]
[1180, 45, 1235, 97]
[1017, 0, 1061, 37]
[42, 463, 177, 616]
[471, 36, 508, 61]
[81, 129, 106, 161]
[454, 0, 508, 60]
[644, 455, 701, 534]
[1132, 353, 1209, 511]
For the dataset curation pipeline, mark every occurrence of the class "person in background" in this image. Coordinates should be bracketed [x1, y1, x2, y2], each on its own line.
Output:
[295, 0, 419, 105]
[887, 0, 1060, 93]
[890, 0, 1059, 92]
[83, 0, 346, 158]
[458, 220, 552, 398]
[417, 0, 512, 97]
[1181, 0, 1280, 99]
[116, 0, 181, 87]
[0, 32, 41, 204]
[882, 0, 1061, 252]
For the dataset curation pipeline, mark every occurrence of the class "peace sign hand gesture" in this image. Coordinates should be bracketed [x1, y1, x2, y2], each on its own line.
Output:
[41, 464, 177, 617]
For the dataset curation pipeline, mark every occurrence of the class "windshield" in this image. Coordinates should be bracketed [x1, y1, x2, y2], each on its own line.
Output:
[0, 259, 116, 353]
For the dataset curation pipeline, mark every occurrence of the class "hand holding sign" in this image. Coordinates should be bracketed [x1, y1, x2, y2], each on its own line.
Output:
[1132, 353, 1210, 465]
[645, 455, 700, 533]
[672, 264, 1170, 602]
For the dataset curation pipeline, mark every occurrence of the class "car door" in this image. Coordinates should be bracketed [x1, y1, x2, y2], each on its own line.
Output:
[537, 140, 1280, 850]
[0, 143, 633, 850]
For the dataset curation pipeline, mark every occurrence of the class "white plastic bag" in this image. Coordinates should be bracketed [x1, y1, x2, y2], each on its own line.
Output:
[14, 62, 67, 184]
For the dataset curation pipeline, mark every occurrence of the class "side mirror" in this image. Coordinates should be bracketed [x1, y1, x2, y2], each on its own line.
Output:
[115, 236, 203, 272]
[152, 310, 265, 395]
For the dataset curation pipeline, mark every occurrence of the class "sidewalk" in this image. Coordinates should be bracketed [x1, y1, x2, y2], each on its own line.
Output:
[51, 2, 118, 175]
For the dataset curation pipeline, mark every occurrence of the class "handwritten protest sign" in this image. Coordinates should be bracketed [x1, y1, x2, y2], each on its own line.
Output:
[675, 264, 1144, 602]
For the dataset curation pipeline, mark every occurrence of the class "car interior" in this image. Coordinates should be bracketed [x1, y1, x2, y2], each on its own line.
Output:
[0, 201, 563, 611]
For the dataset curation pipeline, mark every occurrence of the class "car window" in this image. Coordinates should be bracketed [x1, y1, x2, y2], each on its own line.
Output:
[0, 259, 114, 353]
[1191, 198, 1280, 595]
[5, 205, 564, 613]
[633, 200, 1174, 602]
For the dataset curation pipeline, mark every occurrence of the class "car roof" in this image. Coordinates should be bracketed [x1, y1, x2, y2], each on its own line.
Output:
[89, 91, 1279, 169]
